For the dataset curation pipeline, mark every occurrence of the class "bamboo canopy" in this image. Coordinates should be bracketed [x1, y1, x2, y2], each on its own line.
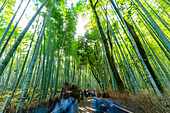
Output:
[0, 0, 169, 112]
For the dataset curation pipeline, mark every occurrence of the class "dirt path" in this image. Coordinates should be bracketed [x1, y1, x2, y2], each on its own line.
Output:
[78, 97, 95, 113]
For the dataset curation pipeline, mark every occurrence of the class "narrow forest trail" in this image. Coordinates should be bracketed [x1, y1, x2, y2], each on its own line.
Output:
[78, 97, 96, 113]
[0, 0, 169, 112]
[78, 97, 133, 113]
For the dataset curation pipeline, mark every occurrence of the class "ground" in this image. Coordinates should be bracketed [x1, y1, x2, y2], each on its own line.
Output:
[78, 97, 95, 113]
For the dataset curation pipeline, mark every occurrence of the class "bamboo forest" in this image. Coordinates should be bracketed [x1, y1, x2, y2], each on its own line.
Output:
[0, 0, 169, 112]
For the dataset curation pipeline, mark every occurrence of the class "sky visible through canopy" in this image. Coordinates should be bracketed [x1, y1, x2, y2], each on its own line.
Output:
[0, 0, 169, 112]
[15, 0, 89, 37]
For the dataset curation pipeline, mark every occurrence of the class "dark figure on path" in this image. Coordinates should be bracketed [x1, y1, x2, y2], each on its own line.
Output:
[84, 89, 88, 98]
[80, 91, 84, 100]
[70, 83, 75, 91]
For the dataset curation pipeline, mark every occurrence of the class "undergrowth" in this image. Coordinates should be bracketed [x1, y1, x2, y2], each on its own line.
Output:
[109, 93, 170, 113]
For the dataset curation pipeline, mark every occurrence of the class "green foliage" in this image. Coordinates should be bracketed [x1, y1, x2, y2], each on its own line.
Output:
[0, 0, 170, 111]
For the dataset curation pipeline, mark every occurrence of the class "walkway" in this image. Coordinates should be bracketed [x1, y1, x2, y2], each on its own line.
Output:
[78, 97, 96, 113]
[78, 97, 133, 113]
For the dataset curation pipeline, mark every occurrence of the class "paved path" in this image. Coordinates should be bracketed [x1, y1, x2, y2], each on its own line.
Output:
[78, 97, 133, 113]
[78, 97, 96, 113]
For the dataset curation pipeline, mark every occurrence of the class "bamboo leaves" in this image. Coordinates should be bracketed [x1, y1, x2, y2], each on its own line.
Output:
[135, 0, 170, 53]
[16, 2, 53, 111]
[0, 0, 23, 48]
[0, 0, 48, 77]
[0, 0, 170, 110]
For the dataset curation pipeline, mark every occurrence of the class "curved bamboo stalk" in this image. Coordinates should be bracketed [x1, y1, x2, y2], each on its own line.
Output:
[0, 0, 31, 58]
[0, 0, 49, 77]
[16, 3, 53, 112]
[0, 0, 23, 48]
[134, 0, 170, 53]
[0, 0, 8, 13]
[110, 0, 162, 96]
